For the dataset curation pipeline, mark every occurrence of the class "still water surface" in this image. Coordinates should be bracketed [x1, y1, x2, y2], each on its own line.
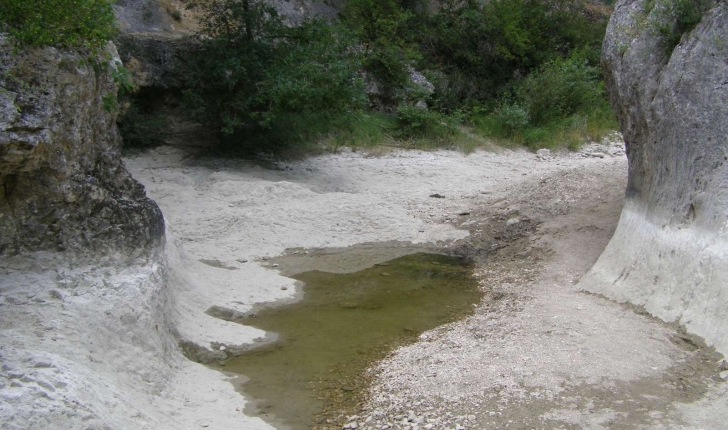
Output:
[215, 253, 481, 429]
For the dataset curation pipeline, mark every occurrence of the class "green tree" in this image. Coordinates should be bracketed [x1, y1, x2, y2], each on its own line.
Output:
[343, 0, 418, 92]
[255, 21, 366, 127]
[182, 0, 364, 147]
[182, 0, 281, 134]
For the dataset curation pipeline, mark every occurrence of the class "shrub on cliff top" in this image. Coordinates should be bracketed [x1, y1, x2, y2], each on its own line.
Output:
[649, 0, 712, 52]
[0, 0, 115, 48]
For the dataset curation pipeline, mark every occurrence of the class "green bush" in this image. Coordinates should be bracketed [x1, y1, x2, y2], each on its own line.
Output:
[395, 104, 458, 139]
[493, 103, 530, 137]
[168, 9, 183, 21]
[516, 51, 604, 125]
[470, 50, 615, 149]
[651, 0, 711, 52]
[320, 112, 397, 149]
[472, 100, 615, 149]
[117, 101, 167, 149]
[111, 0, 618, 154]
[0, 0, 115, 48]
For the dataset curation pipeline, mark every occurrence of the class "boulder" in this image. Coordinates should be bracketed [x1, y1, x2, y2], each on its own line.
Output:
[579, 1, 728, 353]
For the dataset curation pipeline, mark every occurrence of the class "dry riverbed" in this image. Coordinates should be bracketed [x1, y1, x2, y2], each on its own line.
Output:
[126, 136, 726, 429]
[3, 137, 724, 429]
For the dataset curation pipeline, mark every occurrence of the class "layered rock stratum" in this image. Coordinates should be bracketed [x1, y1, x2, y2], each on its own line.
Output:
[580, 0, 728, 354]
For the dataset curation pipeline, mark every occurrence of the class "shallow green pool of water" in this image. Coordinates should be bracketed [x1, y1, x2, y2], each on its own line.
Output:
[216, 253, 481, 429]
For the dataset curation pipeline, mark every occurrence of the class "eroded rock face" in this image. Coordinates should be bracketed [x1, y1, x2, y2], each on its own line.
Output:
[580, 1, 728, 353]
[0, 36, 164, 257]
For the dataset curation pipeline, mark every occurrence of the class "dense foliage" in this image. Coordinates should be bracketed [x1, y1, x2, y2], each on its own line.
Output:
[180, 0, 365, 150]
[0, 0, 115, 48]
[342, 0, 418, 93]
[472, 51, 614, 148]
[124, 0, 618, 151]
[0, 0, 620, 151]
[411, 0, 608, 111]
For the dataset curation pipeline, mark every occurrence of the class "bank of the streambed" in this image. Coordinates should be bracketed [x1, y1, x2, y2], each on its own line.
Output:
[213, 252, 482, 429]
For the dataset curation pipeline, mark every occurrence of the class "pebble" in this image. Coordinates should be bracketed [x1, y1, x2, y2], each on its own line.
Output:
[536, 149, 551, 160]
[506, 218, 520, 226]
[720, 371, 728, 380]
[718, 360, 728, 371]
[467, 415, 476, 421]
[272, 264, 280, 268]
[219, 346, 226, 351]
